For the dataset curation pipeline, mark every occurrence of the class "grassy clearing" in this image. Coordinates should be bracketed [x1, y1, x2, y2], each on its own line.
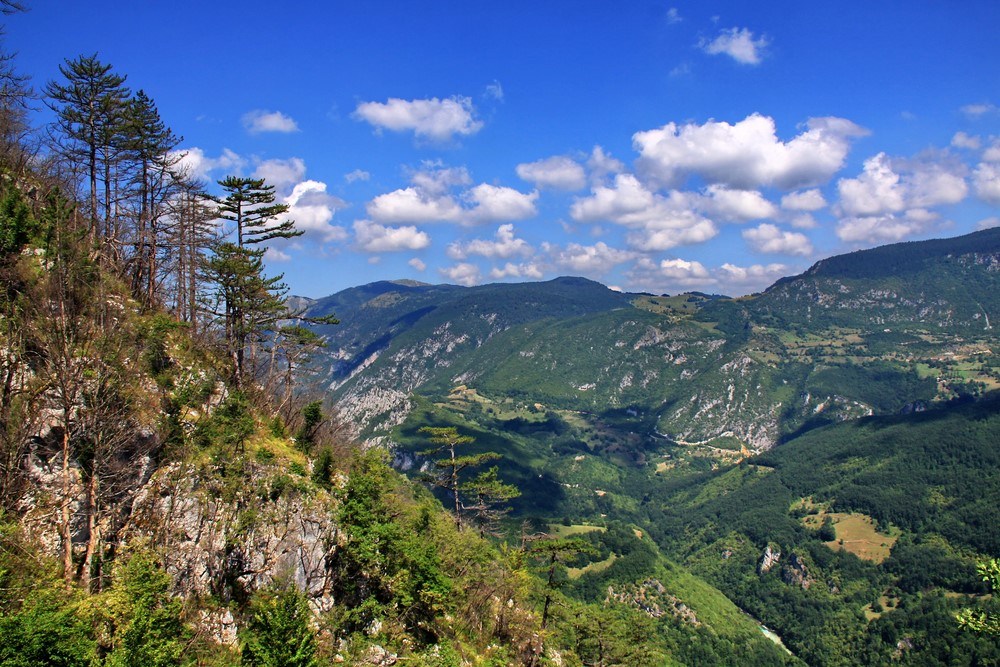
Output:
[567, 552, 617, 579]
[802, 511, 899, 563]
[546, 523, 606, 539]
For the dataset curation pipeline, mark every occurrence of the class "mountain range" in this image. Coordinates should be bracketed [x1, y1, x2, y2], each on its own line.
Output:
[289, 227, 1000, 664]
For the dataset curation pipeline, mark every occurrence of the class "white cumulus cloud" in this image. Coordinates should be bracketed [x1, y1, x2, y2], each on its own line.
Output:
[700, 27, 769, 65]
[368, 165, 536, 226]
[172, 147, 245, 182]
[545, 241, 636, 275]
[781, 189, 827, 211]
[464, 184, 539, 224]
[836, 209, 943, 245]
[448, 224, 533, 260]
[281, 180, 348, 243]
[718, 262, 790, 287]
[367, 187, 464, 224]
[353, 220, 431, 252]
[243, 110, 299, 134]
[704, 185, 778, 221]
[951, 132, 981, 151]
[345, 169, 371, 183]
[254, 157, 307, 190]
[743, 223, 813, 256]
[354, 96, 483, 142]
[634, 113, 868, 190]
[587, 146, 625, 184]
[440, 262, 482, 286]
[408, 257, 427, 271]
[837, 152, 967, 216]
[516, 155, 587, 190]
[490, 262, 544, 280]
[570, 173, 718, 251]
[973, 161, 1000, 204]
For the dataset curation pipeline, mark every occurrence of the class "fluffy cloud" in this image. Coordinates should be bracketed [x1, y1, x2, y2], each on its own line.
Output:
[282, 180, 348, 243]
[742, 223, 813, 256]
[628, 258, 795, 296]
[982, 139, 1000, 163]
[243, 110, 299, 134]
[411, 164, 472, 193]
[836, 209, 943, 244]
[408, 257, 427, 271]
[628, 257, 715, 292]
[367, 166, 536, 226]
[700, 27, 769, 65]
[545, 241, 635, 274]
[353, 96, 483, 142]
[627, 221, 718, 252]
[440, 262, 482, 286]
[345, 169, 370, 183]
[781, 189, 827, 211]
[837, 153, 905, 216]
[634, 114, 867, 190]
[657, 258, 712, 282]
[353, 220, 430, 252]
[448, 224, 533, 260]
[172, 147, 245, 182]
[264, 247, 291, 262]
[973, 162, 1000, 204]
[465, 184, 539, 224]
[977, 216, 1000, 230]
[951, 132, 981, 151]
[587, 146, 625, 184]
[789, 213, 819, 229]
[254, 157, 307, 189]
[516, 156, 587, 190]
[570, 174, 718, 250]
[837, 152, 968, 216]
[718, 262, 790, 286]
[490, 262, 544, 280]
[367, 187, 463, 224]
[704, 185, 778, 221]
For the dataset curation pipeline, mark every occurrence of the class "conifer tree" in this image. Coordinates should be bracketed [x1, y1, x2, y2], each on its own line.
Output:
[462, 466, 520, 538]
[44, 54, 130, 241]
[420, 426, 500, 530]
[123, 89, 181, 304]
[203, 241, 288, 389]
[215, 176, 301, 249]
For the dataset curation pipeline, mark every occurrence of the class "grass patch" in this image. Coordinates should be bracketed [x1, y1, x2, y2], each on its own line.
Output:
[546, 523, 606, 539]
[567, 552, 617, 579]
[802, 511, 899, 563]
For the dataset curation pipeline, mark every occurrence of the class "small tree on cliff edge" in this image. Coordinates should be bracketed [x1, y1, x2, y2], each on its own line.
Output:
[420, 426, 500, 530]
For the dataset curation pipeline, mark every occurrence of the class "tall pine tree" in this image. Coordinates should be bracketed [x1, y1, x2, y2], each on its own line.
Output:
[215, 176, 301, 249]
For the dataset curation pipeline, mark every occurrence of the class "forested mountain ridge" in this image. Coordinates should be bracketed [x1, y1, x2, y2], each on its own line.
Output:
[745, 226, 1000, 331]
[291, 229, 1000, 663]
[304, 227, 999, 452]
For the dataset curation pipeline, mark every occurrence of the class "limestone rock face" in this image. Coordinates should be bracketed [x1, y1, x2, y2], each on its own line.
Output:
[124, 462, 340, 610]
[757, 544, 781, 575]
[781, 552, 813, 589]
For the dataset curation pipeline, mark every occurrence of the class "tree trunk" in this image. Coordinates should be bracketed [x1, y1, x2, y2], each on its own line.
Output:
[60, 408, 74, 586]
[80, 471, 99, 591]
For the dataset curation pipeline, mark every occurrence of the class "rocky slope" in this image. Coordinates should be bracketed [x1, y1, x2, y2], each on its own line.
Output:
[302, 230, 999, 453]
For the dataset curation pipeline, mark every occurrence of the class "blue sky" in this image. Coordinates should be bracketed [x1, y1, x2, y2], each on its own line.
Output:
[8, 1, 1000, 297]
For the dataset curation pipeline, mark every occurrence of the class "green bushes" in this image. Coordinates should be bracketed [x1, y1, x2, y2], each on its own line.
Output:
[239, 587, 317, 667]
